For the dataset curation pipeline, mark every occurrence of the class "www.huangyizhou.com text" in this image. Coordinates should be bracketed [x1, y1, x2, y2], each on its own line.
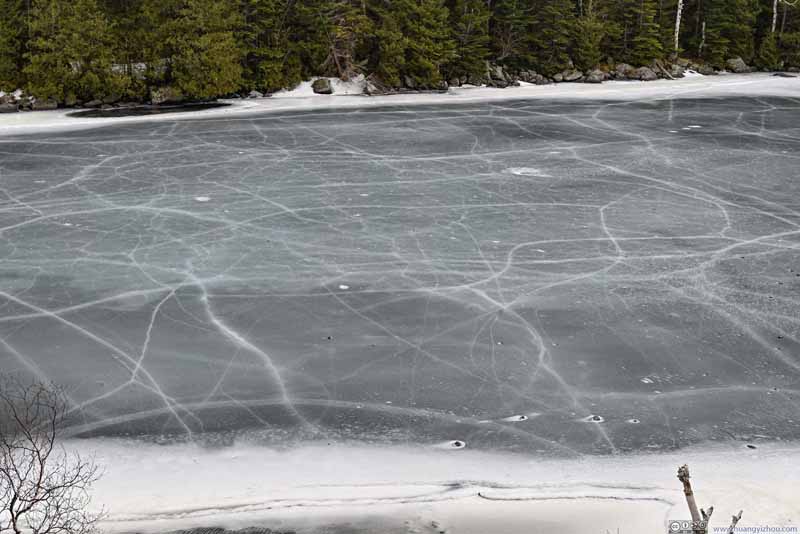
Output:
[712, 527, 798, 533]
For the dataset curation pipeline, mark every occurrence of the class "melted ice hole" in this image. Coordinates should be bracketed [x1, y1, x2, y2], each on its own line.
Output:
[435, 440, 466, 450]
[583, 415, 605, 423]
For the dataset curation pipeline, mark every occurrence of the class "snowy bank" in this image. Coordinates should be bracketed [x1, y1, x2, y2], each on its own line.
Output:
[1, 73, 798, 138]
[82, 439, 800, 534]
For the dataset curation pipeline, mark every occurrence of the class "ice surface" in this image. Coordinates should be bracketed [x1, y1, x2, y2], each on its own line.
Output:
[1, 94, 799, 458]
[82, 440, 800, 531]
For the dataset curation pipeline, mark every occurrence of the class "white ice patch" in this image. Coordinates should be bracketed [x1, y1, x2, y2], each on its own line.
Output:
[501, 415, 529, 422]
[194, 196, 211, 202]
[338, 284, 350, 290]
[72, 439, 800, 533]
[505, 167, 550, 177]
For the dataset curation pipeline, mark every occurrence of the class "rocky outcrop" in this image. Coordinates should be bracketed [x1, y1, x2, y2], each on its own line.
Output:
[150, 86, 184, 105]
[364, 75, 393, 95]
[247, 90, 264, 98]
[311, 78, 333, 94]
[726, 57, 750, 73]
[670, 64, 686, 78]
[633, 66, 657, 81]
[31, 98, 58, 110]
[614, 63, 635, 80]
[0, 102, 18, 113]
[584, 69, 605, 83]
[697, 63, 716, 75]
[560, 69, 584, 82]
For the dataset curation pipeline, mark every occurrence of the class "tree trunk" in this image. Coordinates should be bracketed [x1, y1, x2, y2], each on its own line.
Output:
[698, 20, 706, 56]
[772, 0, 778, 33]
[674, 0, 684, 54]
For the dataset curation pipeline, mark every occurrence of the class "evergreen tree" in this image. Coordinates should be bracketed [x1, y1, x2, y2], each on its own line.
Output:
[320, 0, 372, 80]
[403, 0, 456, 85]
[239, 0, 300, 91]
[573, 1, 607, 70]
[445, 0, 491, 79]
[756, 32, 780, 68]
[369, 3, 406, 86]
[780, 31, 800, 66]
[0, 0, 27, 90]
[166, 0, 243, 99]
[703, 0, 757, 66]
[368, 0, 454, 87]
[24, 0, 123, 102]
[288, 0, 336, 81]
[629, 0, 664, 64]
[531, 0, 575, 74]
[490, 0, 535, 67]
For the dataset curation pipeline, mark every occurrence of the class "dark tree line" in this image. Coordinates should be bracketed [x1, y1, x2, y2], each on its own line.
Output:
[0, 0, 798, 103]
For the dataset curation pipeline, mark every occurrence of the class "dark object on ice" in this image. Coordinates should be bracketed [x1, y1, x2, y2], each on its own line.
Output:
[67, 102, 230, 118]
[773, 72, 797, 78]
[746, 444, 757, 449]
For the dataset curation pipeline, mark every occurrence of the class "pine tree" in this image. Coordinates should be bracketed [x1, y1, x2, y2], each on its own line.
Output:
[369, 2, 406, 86]
[239, 0, 298, 91]
[629, 0, 664, 64]
[445, 0, 491, 79]
[367, 0, 455, 87]
[24, 0, 123, 102]
[573, 0, 607, 70]
[320, 0, 372, 80]
[166, 0, 243, 99]
[531, 0, 575, 74]
[288, 0, 335, 81]
[703, 0, 757, 66]
[0, 0, 27, 90]
[490, 0, 535, 67]
[403, 0, 456, 85]
[756, 32, 779, 68]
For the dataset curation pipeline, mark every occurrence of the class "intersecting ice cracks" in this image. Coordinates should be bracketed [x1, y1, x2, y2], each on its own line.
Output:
[0, 96, 799, 455]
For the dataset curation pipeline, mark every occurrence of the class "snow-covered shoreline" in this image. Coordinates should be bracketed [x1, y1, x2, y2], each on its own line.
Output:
[82, 439, 799, 534]
[1, 73, 798, 138]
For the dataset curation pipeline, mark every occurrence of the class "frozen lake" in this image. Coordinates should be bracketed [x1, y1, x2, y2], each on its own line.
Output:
[1, 96, 799, 456]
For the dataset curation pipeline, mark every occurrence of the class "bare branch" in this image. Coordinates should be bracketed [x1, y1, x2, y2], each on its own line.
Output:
[0, 374, 102, 534]
[728, 510, 743, 534]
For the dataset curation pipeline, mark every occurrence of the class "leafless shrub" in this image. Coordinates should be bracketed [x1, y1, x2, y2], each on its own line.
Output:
[0, 375, 102, 534]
